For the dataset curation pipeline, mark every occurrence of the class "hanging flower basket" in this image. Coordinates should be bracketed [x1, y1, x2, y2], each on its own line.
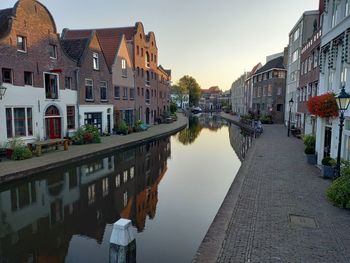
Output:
[307, 93, 339, 118]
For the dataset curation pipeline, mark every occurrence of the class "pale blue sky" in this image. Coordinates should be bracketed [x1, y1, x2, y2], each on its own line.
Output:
[1, 0, 319, 90]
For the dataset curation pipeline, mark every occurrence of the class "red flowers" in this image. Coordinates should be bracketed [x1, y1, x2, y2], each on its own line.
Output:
[307, 93, 339, 118]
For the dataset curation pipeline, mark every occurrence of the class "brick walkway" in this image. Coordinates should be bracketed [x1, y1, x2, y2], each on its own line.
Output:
[195, 124, 350, 263]
[0, 115, 187, 183]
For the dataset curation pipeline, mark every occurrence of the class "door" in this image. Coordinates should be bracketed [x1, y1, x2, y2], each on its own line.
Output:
[107, 114, 111, 134]
[84, 112, 102, 133]
[46, 118, 61, 139]
[146, 108, 150, 125]
[324, 127, 332, 158]
[45, 105, 61, 139]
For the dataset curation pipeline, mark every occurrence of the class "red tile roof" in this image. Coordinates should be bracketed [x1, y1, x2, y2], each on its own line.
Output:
[63, 27, 136, 69]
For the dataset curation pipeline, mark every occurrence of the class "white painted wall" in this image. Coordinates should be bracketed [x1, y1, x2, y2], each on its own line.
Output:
[0, 83, 77, 146]
[79, 104, 114, 133]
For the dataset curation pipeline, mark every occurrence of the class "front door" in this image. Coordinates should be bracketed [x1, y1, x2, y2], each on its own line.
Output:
[46, 118, 61, 139]
[324, 127, 332, 157]
[146, 108, 150, 125]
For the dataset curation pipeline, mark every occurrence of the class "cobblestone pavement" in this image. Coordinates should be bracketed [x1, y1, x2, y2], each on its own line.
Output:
[0, 115, 187, 182]
[196, 124, 350, 263]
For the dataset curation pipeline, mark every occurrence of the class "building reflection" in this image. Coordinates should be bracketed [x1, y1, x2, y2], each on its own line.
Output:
[177, 114, 227, 145]
[0, 137, 171, 262]
[228, 123, 253, 161]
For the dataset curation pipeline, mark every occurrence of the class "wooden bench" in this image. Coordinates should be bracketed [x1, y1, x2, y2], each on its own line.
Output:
[29, 139, 69, 157]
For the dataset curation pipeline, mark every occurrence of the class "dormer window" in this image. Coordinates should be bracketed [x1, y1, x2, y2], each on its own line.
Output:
[17, 36, 27, 52]
[121, 59, 127, 77]
[49, 44, 57, 59]
[93, 52, 99, 70]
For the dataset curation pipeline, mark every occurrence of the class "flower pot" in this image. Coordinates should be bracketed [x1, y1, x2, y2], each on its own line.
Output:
[306, 154, 317, 165]
[322, 165, 334, 179]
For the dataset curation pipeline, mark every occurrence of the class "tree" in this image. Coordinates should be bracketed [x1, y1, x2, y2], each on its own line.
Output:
[171, 84, 187, 108]
[178, 75, 201, 106]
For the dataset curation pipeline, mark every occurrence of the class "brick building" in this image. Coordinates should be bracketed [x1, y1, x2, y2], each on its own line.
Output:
[0, 0, 78, 145]
[298, 26, 321, 135]
[61, 30, 113, 134]
[252, 55, 287, 124]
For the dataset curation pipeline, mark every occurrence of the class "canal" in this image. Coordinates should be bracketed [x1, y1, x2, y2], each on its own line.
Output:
[0, 114, 252, 263]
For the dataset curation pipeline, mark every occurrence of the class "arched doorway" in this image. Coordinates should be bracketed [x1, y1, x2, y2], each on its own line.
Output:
[146, 108, 150, 125]
[45, 105, 61, 139]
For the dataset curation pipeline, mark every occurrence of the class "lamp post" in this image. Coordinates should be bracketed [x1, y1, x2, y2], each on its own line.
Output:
[335, 86, 350, 178]
[0, 85, 7, 100]
[287, 98, 294, 137]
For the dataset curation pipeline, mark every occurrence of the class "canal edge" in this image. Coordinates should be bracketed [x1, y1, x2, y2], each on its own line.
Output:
[0, 117, 188, 185]
[192, 129, 259, 263]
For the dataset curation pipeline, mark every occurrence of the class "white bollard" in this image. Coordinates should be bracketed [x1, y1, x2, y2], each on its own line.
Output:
[110, 218, 136, 246]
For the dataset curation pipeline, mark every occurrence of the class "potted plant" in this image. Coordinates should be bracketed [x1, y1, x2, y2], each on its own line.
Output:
[303, 134, 317, 165]
[322, 157, 336, 179]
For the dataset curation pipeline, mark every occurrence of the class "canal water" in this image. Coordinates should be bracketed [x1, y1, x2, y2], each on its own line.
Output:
[0, 114, 252, 263]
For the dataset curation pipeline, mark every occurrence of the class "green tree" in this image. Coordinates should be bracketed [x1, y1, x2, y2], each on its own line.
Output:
[178, 75, 201, 106]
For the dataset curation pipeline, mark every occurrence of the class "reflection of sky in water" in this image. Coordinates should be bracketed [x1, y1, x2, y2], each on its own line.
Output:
[135, 126, 241, 263]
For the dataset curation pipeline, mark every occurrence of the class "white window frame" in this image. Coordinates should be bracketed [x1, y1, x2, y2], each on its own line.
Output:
[17, 36, 27, 53]
[93, 52, 99, 70]
[121, 58, 127, 77]
[49, 44, 57, 59]
[6, 107, 34, 138]
[43, 72, 60, 100]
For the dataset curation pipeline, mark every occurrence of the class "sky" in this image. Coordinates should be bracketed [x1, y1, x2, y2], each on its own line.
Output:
[1, 0, 319, 91]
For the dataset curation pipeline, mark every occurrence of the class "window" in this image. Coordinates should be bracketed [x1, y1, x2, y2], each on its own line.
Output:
[346, 0, 350, 17]
[146, 89, 150, 103]
[64, 77, 72, 89]
[314, 49, 319, 68]
[6, 107, 33, 138]
[293, 28, 300, 42]
[123, 87, 128, 100]
[100, 81, 107, 101]
[291, 71, 296, 81]
[24, 71, 33, 86]
[146, 71, 150, 86]
[44, 73, 58, 99]
[332, 1, 339, 27]
[2, 68, 13, 83]
[137, 87, 140, 96]
[277, 104, 283, 112]
[141, 48, 144, 57]
[146, 52, 150, 67]
[154, 55, 157, 64]
[115, 174, 120, 187]
[121, 59, 127, 77]
[341, 66, 348, 87]
[85, 79, 93, 101]
[263, 86, 267, 96]
[93, 52, 99, 70]
[277, 87, 282, 96]
[292, 50, 299, 63]
[114, 86, 120, 99]
[328, 71, 334, 91]
[102, 178, 109, 197]
[268, 71, 273, 79]
[267, 85, 273, 96]
[136, 46, 140, 55]
[308, 56, 312, 71]
[88, 184, 95, 205]
[142, 88, 144, 96]
[67, 106, 75, 129]
[17, 36, 27, 52]
[49, 44, 57, 59]
[123, 170, 128, 183]
[263, 73, 267, 80]
[130, 88, 135, 100]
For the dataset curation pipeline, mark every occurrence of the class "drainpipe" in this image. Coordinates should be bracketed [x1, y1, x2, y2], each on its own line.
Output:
[75, 68, 81, 128]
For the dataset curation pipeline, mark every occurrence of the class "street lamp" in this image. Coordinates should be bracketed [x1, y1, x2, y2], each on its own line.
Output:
[287, 98, 294, 137]
[335, 86, 350, 177]
[0, 85, 7, 100]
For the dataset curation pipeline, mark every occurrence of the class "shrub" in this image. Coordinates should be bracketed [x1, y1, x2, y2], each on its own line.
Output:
[326, 162, 350, 208]
[117, 121, 128, 135]
[260, 115, 272, 124]
[11, 146, 32, 160]
[170, 102, 177, 114]
[303, 134, 316, 149]
[304, 146, 315, 155]
[322, 157, 336, 167]
[72, 125, 101, 144]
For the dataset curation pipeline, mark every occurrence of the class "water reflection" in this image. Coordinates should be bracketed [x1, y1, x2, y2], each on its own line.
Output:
[177, 113, 227, 145]
[0, 137, 170, 263]
[228, 123, 253, 161]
